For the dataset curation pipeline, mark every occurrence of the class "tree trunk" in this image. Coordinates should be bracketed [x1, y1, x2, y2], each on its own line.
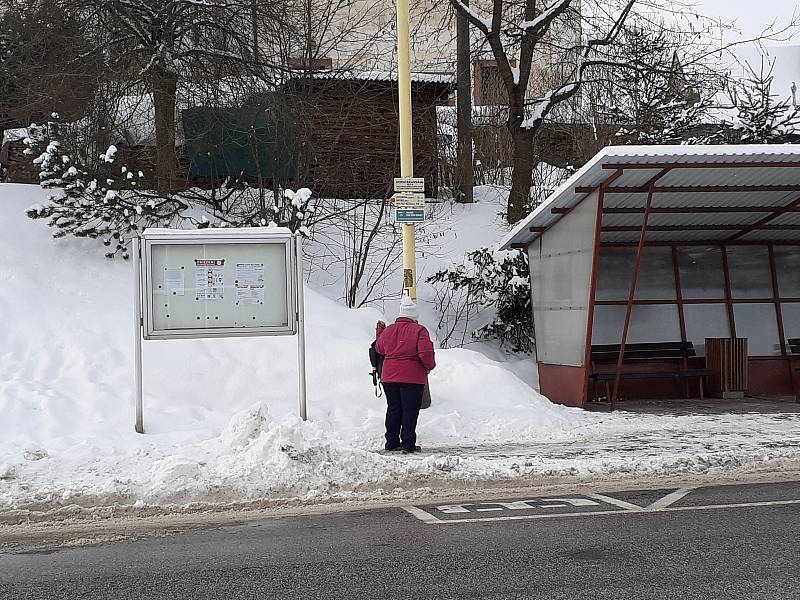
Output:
[507, 126, 535, 223]
[152, 68, 178, 195]
[456, 1, 473, 203]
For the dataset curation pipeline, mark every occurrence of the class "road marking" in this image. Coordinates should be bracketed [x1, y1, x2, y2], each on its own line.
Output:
[646, 487, 695, 510]
[436, 498, 601, 514]
[436, 504, 474, 514]
[472, 499, 600, 512]
[402, 506, 442, 523]
[403, 498, 800, 525]
[587, 493, 643, 511]
[550, 498, 599, 507]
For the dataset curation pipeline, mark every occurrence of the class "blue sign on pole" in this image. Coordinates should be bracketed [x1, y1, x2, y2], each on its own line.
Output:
[395, 208, 425, 223]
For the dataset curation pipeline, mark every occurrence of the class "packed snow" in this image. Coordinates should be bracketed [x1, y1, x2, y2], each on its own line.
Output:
[1, 183, 799, 519]
[0, 184, 591, 513]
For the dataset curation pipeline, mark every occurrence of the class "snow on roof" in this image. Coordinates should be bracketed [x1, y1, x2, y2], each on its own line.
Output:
[112, 94, 186, 148]
[142, 226, 294, 239]
[294, 70, 455, 86]
[499, 144, 800, 249]
[2, 128, 28, 146]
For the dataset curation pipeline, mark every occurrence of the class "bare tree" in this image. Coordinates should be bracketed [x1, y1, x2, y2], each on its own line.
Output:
[448, 0, 794, 223]
[69, 0, 277, 193]
[0, 0, 98, 138]
[584, 17, 731, 146]
[448, 0, 642, 222]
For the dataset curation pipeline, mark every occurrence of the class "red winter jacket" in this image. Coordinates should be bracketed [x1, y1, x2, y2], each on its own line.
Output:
[375, 317, 436, 385]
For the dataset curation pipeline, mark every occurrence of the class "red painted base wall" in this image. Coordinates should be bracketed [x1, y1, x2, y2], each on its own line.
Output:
[537, 363, 588, 408]
[539, 358, 798, 408]
[748, 358, 795, 397]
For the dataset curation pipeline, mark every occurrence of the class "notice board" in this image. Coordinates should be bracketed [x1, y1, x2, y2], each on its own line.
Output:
[139, 228, 297, 339]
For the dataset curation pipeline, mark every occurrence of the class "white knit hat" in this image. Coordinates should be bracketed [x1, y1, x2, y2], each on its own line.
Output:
[398, 294, 419, 320]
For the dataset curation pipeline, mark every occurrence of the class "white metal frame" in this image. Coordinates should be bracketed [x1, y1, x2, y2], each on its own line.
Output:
[140, 231, 297, 340]
[133, 230, 308, 433]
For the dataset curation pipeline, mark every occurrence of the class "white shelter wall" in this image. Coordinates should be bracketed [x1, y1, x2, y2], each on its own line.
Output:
[529, 191, 598, 367]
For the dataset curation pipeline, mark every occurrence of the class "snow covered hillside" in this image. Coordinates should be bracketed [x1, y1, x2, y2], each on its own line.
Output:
[0, 184, 591, 512]
[3, 183, 799, 519]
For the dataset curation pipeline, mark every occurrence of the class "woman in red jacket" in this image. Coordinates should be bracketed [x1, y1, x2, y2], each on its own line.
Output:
[375, 295, 436, 453]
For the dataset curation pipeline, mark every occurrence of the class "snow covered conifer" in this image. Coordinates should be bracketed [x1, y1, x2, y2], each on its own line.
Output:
[732, 61, 800, 144]
[24, 116, 188, 258]
[427, 248, 533, 353]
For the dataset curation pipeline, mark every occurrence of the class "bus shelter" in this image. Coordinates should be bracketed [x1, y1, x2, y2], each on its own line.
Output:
[500, 145, 800, 408]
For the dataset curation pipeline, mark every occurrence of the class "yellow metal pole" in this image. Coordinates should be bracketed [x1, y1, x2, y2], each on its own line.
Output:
[395, 0, 417, 300]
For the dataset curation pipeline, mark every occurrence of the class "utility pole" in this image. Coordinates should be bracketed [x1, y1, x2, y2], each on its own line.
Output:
[395, 0, 417, 299]
[456, 0, 473, 203]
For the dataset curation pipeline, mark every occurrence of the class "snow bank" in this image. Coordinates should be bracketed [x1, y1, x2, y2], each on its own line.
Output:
[4, 183, 798, 517]
[0, 184, 590, 511]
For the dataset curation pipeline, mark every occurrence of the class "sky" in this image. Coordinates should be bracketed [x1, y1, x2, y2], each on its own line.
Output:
[695, 0, 799, 44]
[691, 1, 799, 97]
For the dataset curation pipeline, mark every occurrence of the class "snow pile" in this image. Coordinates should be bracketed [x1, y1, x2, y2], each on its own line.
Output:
[0, 184, 590, 512]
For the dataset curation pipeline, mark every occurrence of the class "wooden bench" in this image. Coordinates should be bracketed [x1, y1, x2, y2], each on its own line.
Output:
[789, 338, 800, 403]
[590, 341, 713, 402]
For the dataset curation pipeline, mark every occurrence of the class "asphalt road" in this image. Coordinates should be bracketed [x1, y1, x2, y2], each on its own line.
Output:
[1, 481, 799, 600]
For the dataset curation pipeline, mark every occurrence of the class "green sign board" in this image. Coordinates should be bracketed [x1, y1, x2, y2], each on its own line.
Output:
[395, 208, 425, 223]
[182, 107, 297, 180]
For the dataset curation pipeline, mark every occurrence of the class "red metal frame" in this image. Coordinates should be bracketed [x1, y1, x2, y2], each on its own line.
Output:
[581, 170, 623, 407]
[610, 182, 658, 408]
[552, 206, 800, 215]
[672, 247, 689, 398]
[726, 196, 800, 242]
[600, 161, 800, 170]
[591, 241, 800, 404]
[602, 225, 800, 232]
[596, 298, 800, 306]
[768, 245, 788, 356]
[720, 246, 736, 338]
[576, 184, 800, 194]
[604, 241, 800, 247]
[594, 243, 799, 352]
[671, 247, 688, 342]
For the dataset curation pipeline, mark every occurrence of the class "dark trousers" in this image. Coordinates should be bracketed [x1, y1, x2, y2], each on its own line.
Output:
[382, 382, 424, 450]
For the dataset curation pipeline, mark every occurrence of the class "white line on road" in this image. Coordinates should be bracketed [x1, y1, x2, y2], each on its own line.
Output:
[586, 493, 643, 511]
[647, 487, 696, 510]
[402, 506, 442, 523]
[404, 498, 800, 524]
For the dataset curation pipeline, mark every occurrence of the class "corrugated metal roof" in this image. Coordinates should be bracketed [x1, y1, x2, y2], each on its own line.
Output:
[499, 145, 800, 249]
[297, 70, 455, 85]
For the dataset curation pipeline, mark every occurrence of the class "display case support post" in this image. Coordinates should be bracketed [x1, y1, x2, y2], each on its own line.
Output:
[295, 235, 308, 421]
[134, 236, 145, 434]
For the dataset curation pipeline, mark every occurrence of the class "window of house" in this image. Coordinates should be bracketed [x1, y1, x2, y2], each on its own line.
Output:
[288, 57, 333, 71]
[474, 60, 510, 106]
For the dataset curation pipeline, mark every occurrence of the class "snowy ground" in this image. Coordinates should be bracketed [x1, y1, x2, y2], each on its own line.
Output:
[1, 183, 799, 520]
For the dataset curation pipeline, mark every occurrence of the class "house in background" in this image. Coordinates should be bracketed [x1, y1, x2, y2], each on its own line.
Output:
[286, 72, 453, 199]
